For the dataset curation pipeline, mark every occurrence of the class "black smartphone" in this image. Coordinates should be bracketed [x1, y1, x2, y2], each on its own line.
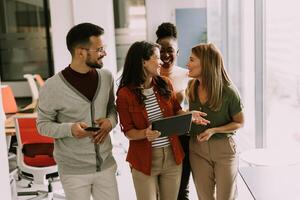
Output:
[84, 127, 101, 132]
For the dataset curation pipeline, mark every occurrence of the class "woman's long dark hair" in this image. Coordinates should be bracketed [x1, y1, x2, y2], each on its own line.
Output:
[117, 41, 172, 104]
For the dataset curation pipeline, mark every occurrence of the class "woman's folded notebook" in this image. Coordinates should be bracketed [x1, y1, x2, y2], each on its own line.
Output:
[152, 113, 192, 137]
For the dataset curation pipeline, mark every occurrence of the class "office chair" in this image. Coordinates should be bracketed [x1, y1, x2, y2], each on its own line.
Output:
[23, 74, 39, 103]
[14, 116, 62, 199]
[1, 85, 18, 164]
[34, 74, 45, 88]
[1, 85, 18, 114]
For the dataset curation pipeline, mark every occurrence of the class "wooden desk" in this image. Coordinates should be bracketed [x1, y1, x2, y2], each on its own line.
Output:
[239, 166, 300, 200]
[5, 128, 16, 136]
[19, 100, 37, 112]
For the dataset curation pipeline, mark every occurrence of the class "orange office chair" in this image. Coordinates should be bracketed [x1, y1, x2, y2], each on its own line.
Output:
[14, 116, 60, 199]
[1, 85, 18, 114]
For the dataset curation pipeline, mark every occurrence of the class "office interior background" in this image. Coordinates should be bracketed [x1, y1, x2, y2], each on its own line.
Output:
[1, 0, 300, 199]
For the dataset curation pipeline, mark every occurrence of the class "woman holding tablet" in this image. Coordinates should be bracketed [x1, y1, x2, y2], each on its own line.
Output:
[186, 43, 244, 200]
[116, 41, 208, 200]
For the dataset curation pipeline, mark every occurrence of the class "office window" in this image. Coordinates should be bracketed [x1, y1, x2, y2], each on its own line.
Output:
[207, 0, 255, 150]
[113, 0, 147, 72]
[208, 0, 300, 150]
[113, 0, 146, 29]
[0, 0, 53, 81]
[265, 0, 300, 148]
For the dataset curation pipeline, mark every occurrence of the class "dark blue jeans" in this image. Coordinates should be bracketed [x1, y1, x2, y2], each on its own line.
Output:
[177, 135, 191, 200]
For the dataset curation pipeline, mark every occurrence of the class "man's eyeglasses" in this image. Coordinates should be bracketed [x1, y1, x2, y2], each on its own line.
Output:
[81, 46, 106, 54]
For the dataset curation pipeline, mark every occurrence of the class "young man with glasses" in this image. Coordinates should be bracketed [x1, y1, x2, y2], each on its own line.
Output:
[37, 23, 119, 200]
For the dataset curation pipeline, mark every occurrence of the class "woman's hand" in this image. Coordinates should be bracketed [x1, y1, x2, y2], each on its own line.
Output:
[191, 110, 210, 125]
[197, 128, 215, 142]
[145, 126, 161, 142]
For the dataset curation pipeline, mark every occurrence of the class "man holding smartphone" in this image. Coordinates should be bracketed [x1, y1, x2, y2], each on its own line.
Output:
[37, 23, 119, 200]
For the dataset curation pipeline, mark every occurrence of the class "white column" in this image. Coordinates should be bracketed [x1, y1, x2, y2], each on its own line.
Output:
[0, 79, 12, 200]
[49, 0, 117, 76]
[145, 0, 174, 42]
[49, 0, 74, 73]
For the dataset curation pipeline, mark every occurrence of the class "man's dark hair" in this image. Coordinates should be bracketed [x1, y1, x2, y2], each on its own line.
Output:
[66, 23, 104, 55]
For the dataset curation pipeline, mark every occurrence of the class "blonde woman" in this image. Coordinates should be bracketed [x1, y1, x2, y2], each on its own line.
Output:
[186, 43, 244, 200]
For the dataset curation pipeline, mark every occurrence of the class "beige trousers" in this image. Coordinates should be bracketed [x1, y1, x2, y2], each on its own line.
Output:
[60, 164, 119, 200]
[132, 145, 182, 200]
[190, 136, 238, 200]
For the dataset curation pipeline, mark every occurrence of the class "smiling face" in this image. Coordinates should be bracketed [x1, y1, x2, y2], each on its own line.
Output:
[84, 35, 107, 69]
[143, 47, 163, 77]
[186, 52, 202, 79]
[157, 37, 178, 69]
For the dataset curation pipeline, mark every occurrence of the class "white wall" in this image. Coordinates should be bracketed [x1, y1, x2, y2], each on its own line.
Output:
[5, 0, 117, 97]
[48, 0, 74, 73]
[145, 0, 206, 42]
[49, 0, 117, 76]
[145, 0, 174, 42]
[0, 80, 12, 200]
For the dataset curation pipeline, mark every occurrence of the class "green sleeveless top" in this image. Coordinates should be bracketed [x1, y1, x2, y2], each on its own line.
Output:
[189, 81, 243, 139]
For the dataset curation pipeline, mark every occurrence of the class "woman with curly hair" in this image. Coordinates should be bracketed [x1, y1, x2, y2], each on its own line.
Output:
[156, 22, 191, 200]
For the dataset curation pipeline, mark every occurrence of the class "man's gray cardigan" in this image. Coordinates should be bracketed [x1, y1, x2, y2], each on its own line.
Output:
[37, 68, 117, 175]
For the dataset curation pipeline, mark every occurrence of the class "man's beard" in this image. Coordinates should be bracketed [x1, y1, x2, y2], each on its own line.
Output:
[86, 56, 104, 69]
[86, 61, 103, 69]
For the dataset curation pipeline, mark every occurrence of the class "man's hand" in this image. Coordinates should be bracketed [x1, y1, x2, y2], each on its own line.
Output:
[71, 122, 96, 139]
[93, 118, 113, 144]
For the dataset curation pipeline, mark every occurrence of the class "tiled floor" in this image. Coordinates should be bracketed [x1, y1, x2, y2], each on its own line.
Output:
[12, 128, 253, 200]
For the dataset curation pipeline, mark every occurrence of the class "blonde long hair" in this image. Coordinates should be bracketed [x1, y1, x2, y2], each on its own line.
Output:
[186, 43, 231, 111]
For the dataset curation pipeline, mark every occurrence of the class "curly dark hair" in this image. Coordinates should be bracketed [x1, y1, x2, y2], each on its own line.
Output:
[117, 41, 172, 104]
[156, 22, 177, 42]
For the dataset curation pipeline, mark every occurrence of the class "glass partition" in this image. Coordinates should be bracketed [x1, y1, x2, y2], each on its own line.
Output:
[0, 0, 53, 81]
[265, 0, 300, 148]
[113, 0, 147, 73]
